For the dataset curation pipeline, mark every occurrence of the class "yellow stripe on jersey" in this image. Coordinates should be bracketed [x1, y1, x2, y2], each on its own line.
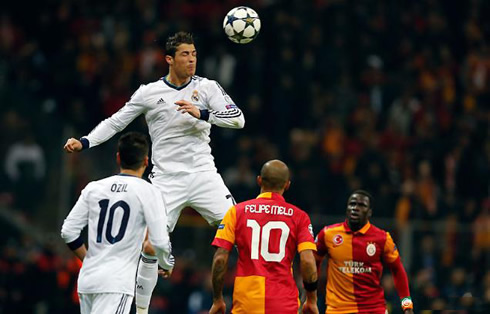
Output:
[383, 232, 400, 263]
[214, 206, 236, 245]
[232, 276, 265, 314]
[256, 192, 272, 199]
[298, 241, 317, 252]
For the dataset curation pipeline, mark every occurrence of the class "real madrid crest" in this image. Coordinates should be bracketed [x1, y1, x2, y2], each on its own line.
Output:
[191, 90, 199, 102]
[366, 242, 376, 256]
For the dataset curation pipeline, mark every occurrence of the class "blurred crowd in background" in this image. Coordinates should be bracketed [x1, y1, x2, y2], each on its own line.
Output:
[0, 0, 489, 313]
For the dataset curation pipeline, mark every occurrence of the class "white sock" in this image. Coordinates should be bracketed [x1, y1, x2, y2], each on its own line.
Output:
[135, 253, 158, 310]
[136, 307, 149, 314]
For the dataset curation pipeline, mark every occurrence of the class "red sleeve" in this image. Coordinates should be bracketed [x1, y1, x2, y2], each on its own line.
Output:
[315, 227, 328, 257]
[296, 211, 316, 252]
[387, 257, 411, 299]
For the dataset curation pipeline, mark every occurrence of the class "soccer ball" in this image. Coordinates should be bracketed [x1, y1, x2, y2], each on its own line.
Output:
[223, 6, 261, 44]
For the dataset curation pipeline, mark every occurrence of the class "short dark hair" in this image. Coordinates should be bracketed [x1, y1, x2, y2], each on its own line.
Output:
[118, 132, 149, 170]
[351, 189, 374, 209]
[165, 32, 195, 57]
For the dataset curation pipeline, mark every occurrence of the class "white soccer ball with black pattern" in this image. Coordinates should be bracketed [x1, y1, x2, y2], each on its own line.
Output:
[223, 6, 261, 44]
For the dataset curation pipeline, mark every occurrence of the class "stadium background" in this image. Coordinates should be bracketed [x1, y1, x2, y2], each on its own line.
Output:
[0, 0, 488, 312]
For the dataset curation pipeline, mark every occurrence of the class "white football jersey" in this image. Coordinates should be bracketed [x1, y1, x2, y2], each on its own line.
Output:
[83, 76, 245, 174]
[61, 174, 173, 295]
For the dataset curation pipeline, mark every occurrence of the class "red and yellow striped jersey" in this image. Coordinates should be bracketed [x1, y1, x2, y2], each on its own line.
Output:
[212, 192, 316, 314]
[315, 221, 400, 314]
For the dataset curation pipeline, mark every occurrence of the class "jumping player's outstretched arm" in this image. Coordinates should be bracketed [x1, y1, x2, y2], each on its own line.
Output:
[63, 86, 147, 153]
[174, 79, 245, 129]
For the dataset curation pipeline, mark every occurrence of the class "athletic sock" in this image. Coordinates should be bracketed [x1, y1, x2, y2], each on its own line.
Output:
[135, 252, 158, 310]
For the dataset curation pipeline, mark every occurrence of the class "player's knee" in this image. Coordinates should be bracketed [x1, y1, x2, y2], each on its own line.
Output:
[142, 240, 156, 256]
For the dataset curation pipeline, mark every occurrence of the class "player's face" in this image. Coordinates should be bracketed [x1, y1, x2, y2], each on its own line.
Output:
[169, 43, 197, 79]
[346, 194, 371, 229]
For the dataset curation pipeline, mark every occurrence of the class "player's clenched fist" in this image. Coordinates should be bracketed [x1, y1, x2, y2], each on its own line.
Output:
[209, 299, 226, 314]
[64, 138, 83, 153]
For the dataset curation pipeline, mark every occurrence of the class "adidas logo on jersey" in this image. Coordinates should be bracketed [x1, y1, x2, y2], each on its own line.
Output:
[157, 98, 166, 105]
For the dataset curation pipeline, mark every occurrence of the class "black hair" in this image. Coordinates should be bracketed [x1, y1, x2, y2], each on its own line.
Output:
[165, 31, 195, 57]
[118, 132, 149, 170]
[351, 189, 374, 209]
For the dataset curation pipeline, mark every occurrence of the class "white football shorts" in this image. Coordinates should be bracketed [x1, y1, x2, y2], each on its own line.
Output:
[78, 293, 132, 314]
[150, 170, 235, 232]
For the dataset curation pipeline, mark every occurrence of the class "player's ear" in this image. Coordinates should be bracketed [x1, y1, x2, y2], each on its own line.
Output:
[257, 175, 262, 187]
[116, 152, 121, 166]
[368, 208, 372, 219]
[165, 55, 173, 65]
[284, 180, 291, 191]
[143, 156, 149, 167]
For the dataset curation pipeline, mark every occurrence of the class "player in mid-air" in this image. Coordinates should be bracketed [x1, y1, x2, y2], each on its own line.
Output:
[61, 132, 174, 314]
[63, 31, 245, 313]
[314, 190, 414, 314]
[210, 160, 319, 314]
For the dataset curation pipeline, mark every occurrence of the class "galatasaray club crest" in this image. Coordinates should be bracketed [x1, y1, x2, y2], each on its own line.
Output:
[191, 90, 199, 102]
[333, 234, 343, 246]
[366, 242, 376, 256]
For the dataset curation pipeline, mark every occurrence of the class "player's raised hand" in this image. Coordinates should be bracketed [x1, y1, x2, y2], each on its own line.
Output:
[64, 138, 83, 153]
[175, 100, 200, 119]
[209, 299, 226, 314]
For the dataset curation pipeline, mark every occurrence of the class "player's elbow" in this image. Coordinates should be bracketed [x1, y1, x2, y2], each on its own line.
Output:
[233, 115, 245, 129]
[60, 226, 76, 243]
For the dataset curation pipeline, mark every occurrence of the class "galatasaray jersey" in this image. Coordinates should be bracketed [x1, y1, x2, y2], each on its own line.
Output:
[61, 174, 173, 295]
[83, 76, 244, 174]
[212, 192, 316, 314]
[315, 221, 400, 314]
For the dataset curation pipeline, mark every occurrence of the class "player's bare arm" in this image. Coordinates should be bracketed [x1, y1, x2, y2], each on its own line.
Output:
[209, 247, 229, 314]
[73, 244, 87, 261]
[175, 100, 200, 118]
[63, 137, 83, 153]
[300, 250, 319, 314]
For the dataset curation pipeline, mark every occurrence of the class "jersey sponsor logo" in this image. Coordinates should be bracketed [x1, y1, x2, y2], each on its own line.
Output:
[339, 260, 372, 274]
[366, 242, 376, 256]
[191, 90, 199, 102]
[225, 104, 237, 109]
[333, 234, 343, 246]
